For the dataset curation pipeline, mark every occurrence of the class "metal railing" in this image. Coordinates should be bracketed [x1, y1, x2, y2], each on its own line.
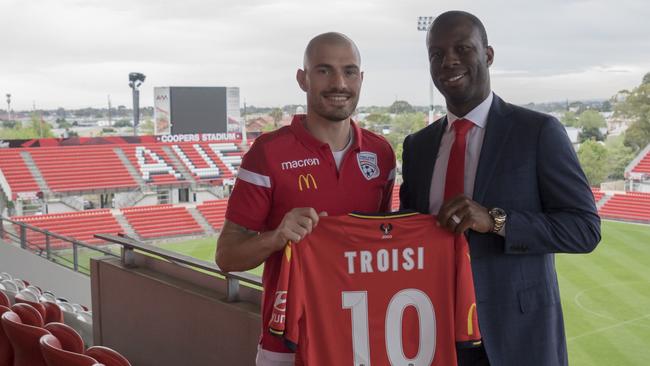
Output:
[0, 216, 119, 274]
[95, 233, 262, 302]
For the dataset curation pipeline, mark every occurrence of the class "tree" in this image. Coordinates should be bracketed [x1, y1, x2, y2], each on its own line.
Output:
[388, 100, 415, 114]
[560, 111, 579, 127]
[365, 113, 391, 125]
[2, 120, 16, 129]
[643, 72, 650, 85]
[577, 110, 606, 129]
[615, 74, 650, 151]
[606, 137, 635, 180]
[113, 119, 132, 128]
[577, 140, 609, 186]
[56, 118, 71, 129]
[139, 119, 154, 135]
[578, 127, 604, 142]
[269, 108, 283, 129]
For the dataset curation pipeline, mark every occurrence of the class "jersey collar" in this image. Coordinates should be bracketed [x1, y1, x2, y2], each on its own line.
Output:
[290, 114, 363, 152]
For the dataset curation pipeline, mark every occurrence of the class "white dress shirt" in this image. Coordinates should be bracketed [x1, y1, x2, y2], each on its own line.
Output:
[428, 92, 493, 215]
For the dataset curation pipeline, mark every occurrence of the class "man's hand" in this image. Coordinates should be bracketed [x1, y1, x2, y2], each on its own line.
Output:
[438, 195, 493, 234]
[270, 207, 326, 251]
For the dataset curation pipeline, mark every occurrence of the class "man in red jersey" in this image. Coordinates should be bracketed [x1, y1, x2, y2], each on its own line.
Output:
[216, 32, 396, 365]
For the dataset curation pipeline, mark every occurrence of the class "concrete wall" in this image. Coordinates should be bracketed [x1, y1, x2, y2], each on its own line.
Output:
[92, 254, 261, 366]
[0, 240, 91, 305]
[46, 201, 76, 214]
[195, 190, 220, 204]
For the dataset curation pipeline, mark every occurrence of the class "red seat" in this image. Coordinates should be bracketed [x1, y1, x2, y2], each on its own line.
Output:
[0, 291, 9, 307]
[85, 346, 132, 366]
[44, 322, 85, 353]
[14, 293, 48, 322]
[0, 306, 14, 366]
[10, 303, 45, 327]
[40, 334, 98, 366]
[1, 310, 50, 366]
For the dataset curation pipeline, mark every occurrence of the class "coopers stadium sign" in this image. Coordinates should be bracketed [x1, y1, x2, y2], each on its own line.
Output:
[157, 133, 241, 143]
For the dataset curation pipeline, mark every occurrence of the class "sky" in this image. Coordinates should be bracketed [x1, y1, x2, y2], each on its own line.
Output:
[1, 0, 649, 110]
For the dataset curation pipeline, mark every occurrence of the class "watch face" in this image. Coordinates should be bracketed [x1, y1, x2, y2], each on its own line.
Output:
[490, 207, 506, 218]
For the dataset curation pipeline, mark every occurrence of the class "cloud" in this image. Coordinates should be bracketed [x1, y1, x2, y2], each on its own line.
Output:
[1, 0, 649, 109]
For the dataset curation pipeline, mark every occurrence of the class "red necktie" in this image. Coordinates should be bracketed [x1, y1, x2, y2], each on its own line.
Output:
[444, 118, 474, 201]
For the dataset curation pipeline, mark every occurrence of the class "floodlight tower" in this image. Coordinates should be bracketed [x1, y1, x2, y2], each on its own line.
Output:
[128, 72, 146, 135]
[5, 93, 11, 121]
[417, 16, 435, 125]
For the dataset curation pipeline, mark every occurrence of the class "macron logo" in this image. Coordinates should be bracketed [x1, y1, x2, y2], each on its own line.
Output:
[281, 158, 320, 170]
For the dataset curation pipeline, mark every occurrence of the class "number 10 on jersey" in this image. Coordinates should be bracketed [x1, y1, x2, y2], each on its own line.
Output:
[342, 289, 437, 366]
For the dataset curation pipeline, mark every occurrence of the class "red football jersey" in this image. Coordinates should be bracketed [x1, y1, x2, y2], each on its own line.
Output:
[226, 114, 396, 355]
[269, 212, 481, 366]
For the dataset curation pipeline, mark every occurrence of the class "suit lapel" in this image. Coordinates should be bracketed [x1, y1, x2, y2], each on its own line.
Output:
[473, 95, 515, 204]
[415, 118, 447, 213]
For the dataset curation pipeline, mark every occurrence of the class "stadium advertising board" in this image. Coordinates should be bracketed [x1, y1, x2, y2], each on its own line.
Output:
[0, 133, 242, 148]
[154, 87, 172, 135]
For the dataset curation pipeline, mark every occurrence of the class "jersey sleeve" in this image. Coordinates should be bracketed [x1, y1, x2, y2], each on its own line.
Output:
[225, 140, 273, 231]
[268, 242, 304, 351]
[454, 234, 482, 348]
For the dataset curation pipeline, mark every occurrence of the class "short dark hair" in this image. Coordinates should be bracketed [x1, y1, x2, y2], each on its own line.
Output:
[431, 11, 488, 46]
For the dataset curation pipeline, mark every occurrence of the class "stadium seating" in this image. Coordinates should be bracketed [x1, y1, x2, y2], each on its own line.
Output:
[391, 185, 400, 211]
[591, 188, 605, 203]
[0, 292, 9, 308]
[85, 346, 131, 366]
[196, 199, 228, 230]
[120, 145, 185, 185]
[598, 192, 650, 222]
[28, 146, 138, 193]
[121, 205, 204, 239]
[0, 305, 13, 366]
[630, 150, 650, 174]
[44, 322, 85, 353]
[12, 209, 123, 249]
[1, 307, 49, 366]
[40, 334, 98, 366]
[0, 149, 41, 199]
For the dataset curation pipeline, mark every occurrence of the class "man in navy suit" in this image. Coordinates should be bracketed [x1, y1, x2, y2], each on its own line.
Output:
[400, 11, 601, 366]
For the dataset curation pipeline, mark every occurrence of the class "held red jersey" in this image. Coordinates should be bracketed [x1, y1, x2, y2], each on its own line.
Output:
[226, 114, 396, 354]
[269, 212, 481, 366]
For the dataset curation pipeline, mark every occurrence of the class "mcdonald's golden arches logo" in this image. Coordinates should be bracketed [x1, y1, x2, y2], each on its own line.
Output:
[298, 174, 318, 191]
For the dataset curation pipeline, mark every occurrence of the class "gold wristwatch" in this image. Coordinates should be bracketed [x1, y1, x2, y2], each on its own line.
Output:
[488, 207, 507, 233]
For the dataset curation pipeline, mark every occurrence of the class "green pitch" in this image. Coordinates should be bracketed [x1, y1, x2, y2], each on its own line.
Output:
[556, 220, 650, 366]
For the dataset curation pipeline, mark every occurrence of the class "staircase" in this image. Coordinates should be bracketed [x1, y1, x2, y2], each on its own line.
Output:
[162, 146, 196, 184]
[187, 206, 216, 235]
[113, 148, 147, 189]
[20, 151, 51, 195]
[114, 212, 140, 240]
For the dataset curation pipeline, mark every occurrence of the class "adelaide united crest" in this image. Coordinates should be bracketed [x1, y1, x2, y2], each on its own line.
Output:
[357, 151, 380, 180]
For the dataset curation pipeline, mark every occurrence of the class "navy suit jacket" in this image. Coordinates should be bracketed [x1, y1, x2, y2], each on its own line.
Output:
[400, 95, 601, 366]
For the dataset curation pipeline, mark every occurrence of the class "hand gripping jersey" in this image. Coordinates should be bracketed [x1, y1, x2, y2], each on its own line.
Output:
[269, 212, 481, 366]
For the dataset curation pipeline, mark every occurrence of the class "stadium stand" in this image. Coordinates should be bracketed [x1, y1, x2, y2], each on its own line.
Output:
[196, 199, 228, 230]
[11, 210, 123, 249]
[391, 185, 400, 211]
[28, 146, 138, 193]
[121, 205, 204, 239]
[630, 149, 650, 174]
[592, 187, 605, 203]
[598, 192, 650, 222]
[85, 346, 132, 366]
[0, 149, 41, 199]
[120, 145, 185, 185]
